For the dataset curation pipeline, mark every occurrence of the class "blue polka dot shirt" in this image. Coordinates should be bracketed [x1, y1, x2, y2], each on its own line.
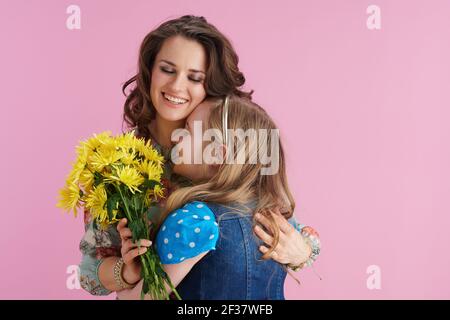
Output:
[155, 201, 219, 264]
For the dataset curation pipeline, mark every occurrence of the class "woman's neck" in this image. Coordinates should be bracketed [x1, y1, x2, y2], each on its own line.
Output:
[149, 114, 185, 149]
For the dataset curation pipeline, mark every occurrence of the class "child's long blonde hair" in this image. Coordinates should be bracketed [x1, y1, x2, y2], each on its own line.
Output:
[159, 95, 295, 260]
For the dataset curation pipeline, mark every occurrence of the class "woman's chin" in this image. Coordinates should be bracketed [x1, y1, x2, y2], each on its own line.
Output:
[156, 108, 189, 123]
[154, 102, 192, 123]
[174, 164, 196, 181]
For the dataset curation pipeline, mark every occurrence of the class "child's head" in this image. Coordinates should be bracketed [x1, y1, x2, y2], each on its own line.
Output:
[164, 95, 295, 258]
[122, 15, 253, 140]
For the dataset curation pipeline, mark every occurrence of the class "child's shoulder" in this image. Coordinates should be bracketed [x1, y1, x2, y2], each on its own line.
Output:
[164, 201, 216, 223]
[156, 201, 220, 264]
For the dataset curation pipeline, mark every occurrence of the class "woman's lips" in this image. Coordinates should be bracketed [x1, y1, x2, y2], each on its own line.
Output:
[161, 92, 189, 109]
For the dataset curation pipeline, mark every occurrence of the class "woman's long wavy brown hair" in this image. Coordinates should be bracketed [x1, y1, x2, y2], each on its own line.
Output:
[122, 15, 253, 140]
[159, 95, 295, 260]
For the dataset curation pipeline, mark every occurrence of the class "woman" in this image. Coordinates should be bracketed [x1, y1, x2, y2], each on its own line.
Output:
[117, 95, 315, 299]
[79, 15, 319, 296]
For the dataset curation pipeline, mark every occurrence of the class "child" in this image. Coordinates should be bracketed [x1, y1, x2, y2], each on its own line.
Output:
[117, 95, 317, 299]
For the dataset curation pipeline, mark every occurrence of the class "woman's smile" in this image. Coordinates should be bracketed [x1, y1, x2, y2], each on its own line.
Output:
[162, 92, 189, 108]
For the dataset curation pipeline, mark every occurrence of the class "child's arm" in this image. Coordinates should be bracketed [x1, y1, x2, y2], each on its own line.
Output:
[118, 201, 219, 300]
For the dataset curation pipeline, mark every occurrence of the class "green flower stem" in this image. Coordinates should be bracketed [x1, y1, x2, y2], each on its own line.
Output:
[116, 184, 133, 223]
[114, 182, 180, 300]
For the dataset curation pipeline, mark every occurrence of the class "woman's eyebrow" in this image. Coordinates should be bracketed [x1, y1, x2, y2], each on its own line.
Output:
[160, 59, 176, 66]
[160, 59, 205, 74]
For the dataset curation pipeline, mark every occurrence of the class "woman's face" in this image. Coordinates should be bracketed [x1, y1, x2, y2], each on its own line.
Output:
[150, 35, 207, 122]
[173, 100, 216, 182]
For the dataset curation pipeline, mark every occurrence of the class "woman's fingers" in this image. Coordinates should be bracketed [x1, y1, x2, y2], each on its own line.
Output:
[123, 246, 149, 264]
[122, 239, 152, 263]
[119, 228, 133, 241]
[122, 239, 151, 256]
[255, 212, 272, 230]
[255, 212, 287, 243]
[117, 218, 128, 232]
[122, 239, 152, 264]
[118, 218, 153, 265]
[269, 209, 294, 234]
[259, 245, 269, 254]
[117, 218, 135, 241]
[123, 239, 152, 251]
[259, 245, 279, 260]
[254, 225, 274, 246]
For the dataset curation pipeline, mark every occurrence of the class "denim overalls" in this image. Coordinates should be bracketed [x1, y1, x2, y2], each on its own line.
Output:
[174, 202, 287, 300]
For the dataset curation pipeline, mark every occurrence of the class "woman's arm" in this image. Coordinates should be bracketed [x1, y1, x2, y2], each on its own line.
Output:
[79, 252, 113, 296]
[79, 210, 143, 295]
[117, 252, 208, 300]
[97, 256, 142, 292]
[79, 208, 118, 295]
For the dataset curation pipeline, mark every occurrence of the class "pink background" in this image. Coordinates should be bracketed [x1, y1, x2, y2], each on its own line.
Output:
[1, 0, 449, 299]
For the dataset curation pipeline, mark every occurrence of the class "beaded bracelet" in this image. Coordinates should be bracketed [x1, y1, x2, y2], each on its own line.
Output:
[287, 225, 321, 272]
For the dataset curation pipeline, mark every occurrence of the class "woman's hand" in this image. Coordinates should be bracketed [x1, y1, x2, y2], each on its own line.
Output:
[117, 218, 152, 286]
[254, 210, 311, 267]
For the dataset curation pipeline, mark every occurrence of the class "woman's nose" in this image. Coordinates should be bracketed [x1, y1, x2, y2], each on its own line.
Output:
[168, 74, 186, 93]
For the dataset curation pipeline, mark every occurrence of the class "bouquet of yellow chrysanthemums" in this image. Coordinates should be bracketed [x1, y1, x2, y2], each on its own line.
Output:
[57, 130, 180, 300]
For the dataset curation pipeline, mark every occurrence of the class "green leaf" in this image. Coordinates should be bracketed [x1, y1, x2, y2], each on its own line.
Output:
[105, 193, 121, 221]
[128, 219, 146, 243]
[142, 279, 149, 296]
[132, 192, 140, 211]
[93, 172, 103, 187]
[141, 179, 160, 191]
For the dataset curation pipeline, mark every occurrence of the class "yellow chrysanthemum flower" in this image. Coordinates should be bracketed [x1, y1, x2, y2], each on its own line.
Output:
[119, 148, 139, 166]
[98, 208, 120, 230]
[79, 169, 94, 193]
[153, 184, 165, 199]
[105, 165, 144, 194]
[75, 142, 92, 163]
[138, 160, 163, 182]
[143, 184, 165, 206]
[58, 130, 165, 222]
[83, 131, 113, 151]
[112, 131, 139, 154]
[90, 144, 122, 172]
[84, 184, 108, 223]
[57, 130, 175, 299]
[56, 183, 81, 217]
[66, 159, 86, 186]
[136, 140, 165, 164]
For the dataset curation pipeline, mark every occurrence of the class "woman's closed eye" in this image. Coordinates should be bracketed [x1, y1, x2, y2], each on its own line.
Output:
[160, 66, 203, 83]
[188, 76, 203, 83]
[160, 66, 175, 74]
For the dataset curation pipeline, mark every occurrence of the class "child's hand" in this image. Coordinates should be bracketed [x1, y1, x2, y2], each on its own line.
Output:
[117, 218, 152, 286]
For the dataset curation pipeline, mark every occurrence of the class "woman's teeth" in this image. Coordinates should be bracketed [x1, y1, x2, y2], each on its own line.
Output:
[163, 93, 188, 105]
